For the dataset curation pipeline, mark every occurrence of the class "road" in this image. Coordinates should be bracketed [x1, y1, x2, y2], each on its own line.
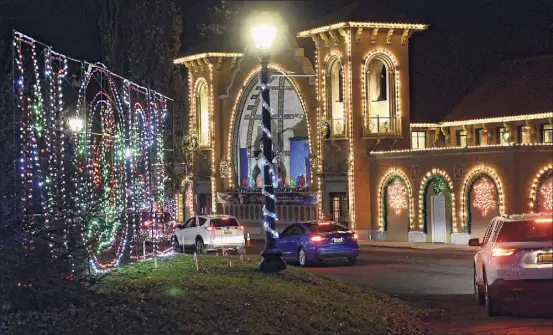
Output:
[247, 242, 553, 335]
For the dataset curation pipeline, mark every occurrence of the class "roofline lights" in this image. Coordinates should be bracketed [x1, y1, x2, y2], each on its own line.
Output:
[297, 21, 428, 37]
[174, 52, 244, 64]
[410, 112, 553, 129]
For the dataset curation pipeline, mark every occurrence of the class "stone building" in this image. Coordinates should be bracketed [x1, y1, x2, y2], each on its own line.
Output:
[174, 11, 553, 243]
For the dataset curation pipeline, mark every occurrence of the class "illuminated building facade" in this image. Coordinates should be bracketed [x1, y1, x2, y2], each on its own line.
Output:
[174, 17, 553, 243]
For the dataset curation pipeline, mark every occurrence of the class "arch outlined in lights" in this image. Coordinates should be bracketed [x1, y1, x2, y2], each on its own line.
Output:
[529, 163, 553, 212]
[418, 168, 456, 231]
[378, 169, 414, 231]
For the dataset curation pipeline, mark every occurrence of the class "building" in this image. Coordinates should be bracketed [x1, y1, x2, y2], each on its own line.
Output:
[173, 11, 553, 244]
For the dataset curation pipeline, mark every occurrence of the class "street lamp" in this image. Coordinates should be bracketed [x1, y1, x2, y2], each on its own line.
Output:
[68, 116, 84, 133]
[251, 15, 286, 274]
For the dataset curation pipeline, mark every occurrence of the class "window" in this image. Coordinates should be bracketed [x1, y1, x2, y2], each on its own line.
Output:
[494, 220, 552, 243]
[542, 124, 553, 143]
[497, 127, 510, 144]
[308, 223, 348, 233]
[411, 131, 426, 149]
[364, 56, 396, 135]
[476, 129, 489, 145]
[330, 193, 348, 225]
[456, 130, 468, 147]
[325, 57, 345, 138]
[196, 82, 210, 147]
[210, 217, 239, 228]
[518, 126, 531, 144]
[280, 224, 295, 237]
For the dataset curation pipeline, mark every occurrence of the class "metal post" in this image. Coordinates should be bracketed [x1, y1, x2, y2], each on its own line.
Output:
[257, 52, 286, 273]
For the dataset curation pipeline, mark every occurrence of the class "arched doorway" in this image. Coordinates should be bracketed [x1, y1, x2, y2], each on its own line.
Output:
[530, 164, 553, 213]
[232, 69, 311, 190]
[461, 167, 505, 240]
[378, 170, 414, 241]
[419, 169, 455, 243]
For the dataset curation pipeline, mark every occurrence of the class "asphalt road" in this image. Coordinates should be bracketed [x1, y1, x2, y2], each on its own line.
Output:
[247, 241, 553, 335]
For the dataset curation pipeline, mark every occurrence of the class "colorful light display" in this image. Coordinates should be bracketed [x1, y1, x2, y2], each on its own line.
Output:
[14, 31, 170, 273]
[539, 177, 553, 212]
[472, 177, 497, 216]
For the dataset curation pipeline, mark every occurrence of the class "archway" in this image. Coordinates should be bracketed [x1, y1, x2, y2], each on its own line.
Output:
[378, 169, 414, 241]
[230, 68, 311, 190]
[461, 166, 505, 240]
[530, 164, 553, 213]
[418, 169, 455, 243]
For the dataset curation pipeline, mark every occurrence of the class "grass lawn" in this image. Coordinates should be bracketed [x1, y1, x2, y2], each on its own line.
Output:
[4, 255, 443, 335]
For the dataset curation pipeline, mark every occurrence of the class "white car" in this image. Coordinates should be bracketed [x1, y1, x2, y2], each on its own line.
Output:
[470, 214, 553, 316]
[172, 215, 245, 253]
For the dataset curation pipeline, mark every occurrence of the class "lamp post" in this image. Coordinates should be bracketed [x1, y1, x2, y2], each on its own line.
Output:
[251, 20, 286, 273]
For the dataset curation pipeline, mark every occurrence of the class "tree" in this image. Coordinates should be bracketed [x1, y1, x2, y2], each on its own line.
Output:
[197, 0, 245, 38]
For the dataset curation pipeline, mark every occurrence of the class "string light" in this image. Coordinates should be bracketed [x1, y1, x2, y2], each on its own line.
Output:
[387, 179, 408, 215]
[461, 166, 505, 231]
[371, 142, 552, 155]
[529, 164, 553, 212]
[378, 169, 414, 231]
[472, 178, 497, 216]
[539, 178, 553, 212]
[418, 169, 456, 231]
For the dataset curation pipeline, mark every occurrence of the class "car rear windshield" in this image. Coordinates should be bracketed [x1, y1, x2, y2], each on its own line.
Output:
[210, 218, 239, 228]
[495, 220, 553, 243]
[309, 223, 347, 233]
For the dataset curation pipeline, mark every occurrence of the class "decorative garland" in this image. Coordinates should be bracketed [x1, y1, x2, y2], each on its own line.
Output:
[380, 176, 409, 232]
[535, 173, 553, 212]
[464, 174, 500, 234]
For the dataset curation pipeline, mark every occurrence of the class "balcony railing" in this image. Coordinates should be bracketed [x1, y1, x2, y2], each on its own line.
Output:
[363, 116, 399, 137]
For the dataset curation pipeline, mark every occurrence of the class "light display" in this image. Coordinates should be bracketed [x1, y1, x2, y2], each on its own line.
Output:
[378, 169, 414, 231]
[14, 31, 170, 273]
[529, 164, 553, 212]
[418, 169, 456, 232]
[538, 177, 552, 212]
[387, 179, 408, 215]
[461, 166, 505, 232]
[410, 112, 553, 129]
[472, 177, 497, 216]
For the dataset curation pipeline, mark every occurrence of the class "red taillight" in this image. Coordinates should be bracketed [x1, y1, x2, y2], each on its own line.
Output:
[238, 225, 244, 230]
[311, 235, 323, 242]
[353, 233, 358, 239]
[492, 248, 516, 257]
[206, 226, 214, 231]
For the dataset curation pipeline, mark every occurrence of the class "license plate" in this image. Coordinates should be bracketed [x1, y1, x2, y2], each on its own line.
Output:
[333, 238, 343, 243]
[538, 253, 553, 263]
[224, 230, 232, 235]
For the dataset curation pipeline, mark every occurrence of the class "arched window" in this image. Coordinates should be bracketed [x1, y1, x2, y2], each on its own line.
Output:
[365, 56, 396, 135]
[196, 81, 209, 147]
[325, 57, 345, 138]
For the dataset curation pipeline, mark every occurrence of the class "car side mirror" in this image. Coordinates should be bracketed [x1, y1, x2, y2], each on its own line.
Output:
[468, 238, 481, 247]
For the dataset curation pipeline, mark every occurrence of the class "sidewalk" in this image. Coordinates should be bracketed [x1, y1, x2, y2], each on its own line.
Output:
[358, 239, 478, 251]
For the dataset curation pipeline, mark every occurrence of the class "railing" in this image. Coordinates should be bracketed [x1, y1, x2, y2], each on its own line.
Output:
[362, 116, 399, 137]
[322, 118, 346, 139]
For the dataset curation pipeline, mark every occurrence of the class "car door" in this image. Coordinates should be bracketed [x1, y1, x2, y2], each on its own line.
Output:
[475, 219, 498, 283]
[277, 225, 296, 259]
[175, 218, 194, 245]
[186, 217, 206, 246]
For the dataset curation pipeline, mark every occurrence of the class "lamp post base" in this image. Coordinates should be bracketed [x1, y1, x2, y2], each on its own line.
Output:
[259, 250, 286, 274]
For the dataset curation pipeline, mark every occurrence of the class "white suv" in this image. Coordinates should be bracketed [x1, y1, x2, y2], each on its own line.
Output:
[470, 214, 553, 316]
[172, 215, 245, 253]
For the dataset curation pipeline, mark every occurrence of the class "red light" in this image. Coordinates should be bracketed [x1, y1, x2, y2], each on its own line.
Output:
[311, 235, 323, 242]
[353, 233, 358, 239]
[318, 221, 331, 225]
[206, 226, 214, 231]
[535, 218, 552, 224]
[238, 225, 244, 230]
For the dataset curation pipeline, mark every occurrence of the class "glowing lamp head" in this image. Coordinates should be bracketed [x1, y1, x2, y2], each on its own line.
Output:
[250, 24, 277, 50]
[68, 117, 84, 133]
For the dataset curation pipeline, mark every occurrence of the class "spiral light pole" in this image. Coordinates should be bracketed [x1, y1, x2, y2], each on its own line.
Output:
[251, 20, 286, 273]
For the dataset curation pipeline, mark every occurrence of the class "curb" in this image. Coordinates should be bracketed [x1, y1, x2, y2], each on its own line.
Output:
[358, 241, 477, 252]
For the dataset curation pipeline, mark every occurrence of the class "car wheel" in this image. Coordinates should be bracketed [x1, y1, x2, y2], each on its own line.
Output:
[484, 274, 498, 316]
[172, 236, 181, 253]
[345, 256, 357, 266]
[298, 248, 308, 267]
[474, 266, 485, 305]
[196, 238, 206, 255]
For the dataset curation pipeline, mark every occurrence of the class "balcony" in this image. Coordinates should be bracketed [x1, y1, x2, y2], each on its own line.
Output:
[362, 116, 399, 137]
[322, 118, 346, 140]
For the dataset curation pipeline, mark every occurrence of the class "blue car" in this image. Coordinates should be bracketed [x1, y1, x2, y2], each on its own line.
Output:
[276, 221, 360, 266]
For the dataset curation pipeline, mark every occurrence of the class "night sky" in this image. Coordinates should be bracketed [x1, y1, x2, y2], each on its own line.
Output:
[2, 0, 552, 122]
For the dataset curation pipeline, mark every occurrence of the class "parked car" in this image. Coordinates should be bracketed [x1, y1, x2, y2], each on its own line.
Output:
[470, 214, 553, 316]
[172, 215, 245, 253]
[276, 221, 359, 266]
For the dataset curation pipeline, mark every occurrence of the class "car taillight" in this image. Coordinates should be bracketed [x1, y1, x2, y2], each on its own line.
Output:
[206, 226, 214, 231]
[238, 225, 244, 230]
[352, 233, 358, 239]
[311, 235, 323, 242]
[492, 248, 516, 257]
